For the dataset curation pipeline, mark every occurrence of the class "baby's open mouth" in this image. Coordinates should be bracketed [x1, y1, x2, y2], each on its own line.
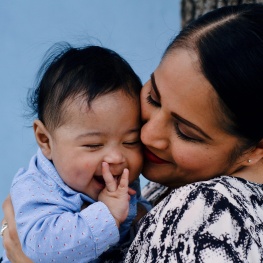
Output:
[94, 176, 105, 186]
[93, 175, 121, 186]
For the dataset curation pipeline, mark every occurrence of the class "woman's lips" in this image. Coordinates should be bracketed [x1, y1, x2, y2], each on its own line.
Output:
[144, 147, 170, 164]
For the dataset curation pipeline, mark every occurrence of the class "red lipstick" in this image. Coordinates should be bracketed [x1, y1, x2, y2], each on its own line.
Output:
[144, 147, 170, 164]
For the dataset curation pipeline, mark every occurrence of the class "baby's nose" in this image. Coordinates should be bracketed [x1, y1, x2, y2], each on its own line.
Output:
[104, 149, 125, 164]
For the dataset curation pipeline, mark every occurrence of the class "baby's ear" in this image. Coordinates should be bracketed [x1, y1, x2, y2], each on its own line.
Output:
[34, 120, 52, 160]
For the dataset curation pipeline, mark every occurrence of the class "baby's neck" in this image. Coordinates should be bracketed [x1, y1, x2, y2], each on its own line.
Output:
[81, 201, 91, 210]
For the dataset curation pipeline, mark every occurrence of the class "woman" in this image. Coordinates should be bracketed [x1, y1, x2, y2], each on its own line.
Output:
[2, 3, 263, 262]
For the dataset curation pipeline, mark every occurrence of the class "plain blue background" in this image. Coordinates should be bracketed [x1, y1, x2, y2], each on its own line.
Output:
[0, 1, 180, 255]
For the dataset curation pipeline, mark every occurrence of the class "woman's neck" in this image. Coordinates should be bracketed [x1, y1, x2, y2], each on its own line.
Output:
[231, 159, 263, 184]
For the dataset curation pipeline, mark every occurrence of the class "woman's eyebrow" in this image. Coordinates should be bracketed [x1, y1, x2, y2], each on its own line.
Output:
[171, 112, 212, 140]
[151, 73, 161, 99]
[151, 72, 211, 140]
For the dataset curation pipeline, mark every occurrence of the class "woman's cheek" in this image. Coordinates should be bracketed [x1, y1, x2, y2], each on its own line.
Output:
[171, 143, 206, 168]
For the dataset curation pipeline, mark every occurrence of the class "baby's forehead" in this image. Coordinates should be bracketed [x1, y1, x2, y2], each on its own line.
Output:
[58, 90, 139, 122]
[64, 89, 139, 109]
[51, 91, 141, 142]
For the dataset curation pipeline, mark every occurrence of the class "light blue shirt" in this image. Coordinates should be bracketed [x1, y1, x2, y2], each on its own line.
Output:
[2, 149, 146, 263]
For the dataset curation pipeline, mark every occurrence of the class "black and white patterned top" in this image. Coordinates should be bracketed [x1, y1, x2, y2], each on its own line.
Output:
[124, 176, 263, 262]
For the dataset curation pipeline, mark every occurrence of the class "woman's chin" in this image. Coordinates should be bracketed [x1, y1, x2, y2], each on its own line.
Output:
[142, 164, 168, 184]
[142, 163, 181, 188]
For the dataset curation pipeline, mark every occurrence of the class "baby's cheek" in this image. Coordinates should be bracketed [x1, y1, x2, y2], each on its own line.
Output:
[130, 164, 143, 183]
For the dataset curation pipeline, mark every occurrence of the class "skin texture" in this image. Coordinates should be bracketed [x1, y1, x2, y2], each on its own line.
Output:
[98, 162, 133, 227]
[34, 90, 143, 226]
[3, 49, 263, 262]
[140, 49, 263, 188]
[2, 196, 33, 263]
[35, 90, 143, 201]
[1, 90, 143, 263]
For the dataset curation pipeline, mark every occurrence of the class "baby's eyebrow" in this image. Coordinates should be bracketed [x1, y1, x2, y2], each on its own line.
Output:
[76, 132, 103, 139]
[126, 128, 141, 134]
[76, 128, 140, 140]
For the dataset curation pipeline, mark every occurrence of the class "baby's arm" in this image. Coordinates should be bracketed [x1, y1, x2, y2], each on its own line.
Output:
[98, 162, 135, 228]
[9, 174, 120, 263]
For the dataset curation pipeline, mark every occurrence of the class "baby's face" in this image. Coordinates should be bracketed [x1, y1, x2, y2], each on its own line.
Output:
[48, 90, 143, 200]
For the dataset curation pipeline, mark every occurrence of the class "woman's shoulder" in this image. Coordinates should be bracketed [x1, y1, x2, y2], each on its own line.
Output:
[145, 175, 263, 231]
[127, 176, 263, 262]
[166, 175, 263, 205]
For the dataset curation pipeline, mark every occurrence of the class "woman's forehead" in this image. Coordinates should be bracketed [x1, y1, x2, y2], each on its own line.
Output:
[156, 50, 211, 100]
[154, 49, 230, 136]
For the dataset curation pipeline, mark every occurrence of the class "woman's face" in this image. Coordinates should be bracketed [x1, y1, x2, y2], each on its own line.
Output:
[140, 49, 245, 188]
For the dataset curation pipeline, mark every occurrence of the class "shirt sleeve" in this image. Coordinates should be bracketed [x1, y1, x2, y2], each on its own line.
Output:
[11, 174, 119, 263]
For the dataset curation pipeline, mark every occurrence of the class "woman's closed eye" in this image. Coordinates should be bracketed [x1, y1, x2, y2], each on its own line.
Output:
[146, 92, 161, 107]
[174, 123, 202, 143]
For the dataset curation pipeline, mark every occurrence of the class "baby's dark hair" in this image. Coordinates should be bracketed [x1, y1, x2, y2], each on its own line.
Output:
[28, 43, 142, 131]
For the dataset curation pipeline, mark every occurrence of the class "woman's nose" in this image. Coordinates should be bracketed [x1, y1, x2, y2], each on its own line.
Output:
[141, 111, 169, 150]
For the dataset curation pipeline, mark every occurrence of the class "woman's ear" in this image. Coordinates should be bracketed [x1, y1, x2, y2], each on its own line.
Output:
[33, 120, 52, 160]
[244, 139, 263, 166]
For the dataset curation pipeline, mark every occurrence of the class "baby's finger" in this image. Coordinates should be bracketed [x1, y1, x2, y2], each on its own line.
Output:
[102, 162, 117, 192]
[128, 187, 136, 196]
[118, 168, 129, 193]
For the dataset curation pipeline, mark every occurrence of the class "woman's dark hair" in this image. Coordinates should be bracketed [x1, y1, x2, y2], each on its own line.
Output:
[164, 3, 263, 147]
[28, 43, 142, 131]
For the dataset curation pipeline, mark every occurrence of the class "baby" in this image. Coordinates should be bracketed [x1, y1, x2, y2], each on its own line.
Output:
[2, 44, 148, 262]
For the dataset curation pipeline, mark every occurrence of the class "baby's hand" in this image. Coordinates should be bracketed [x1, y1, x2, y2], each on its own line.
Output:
[98, 162, 135, 228]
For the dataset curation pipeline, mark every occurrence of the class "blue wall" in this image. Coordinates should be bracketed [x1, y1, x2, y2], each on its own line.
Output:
[0, 0, 180, 256]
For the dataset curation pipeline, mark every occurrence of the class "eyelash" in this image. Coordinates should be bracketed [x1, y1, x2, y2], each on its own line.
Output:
[146, 93, 160, 107]
[124, 141, 140, 145]
[147, 91, 201, 143]
[174, 123, 201, 143]
[84, 144, 102, 149]
[84, 141, 140, 149]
